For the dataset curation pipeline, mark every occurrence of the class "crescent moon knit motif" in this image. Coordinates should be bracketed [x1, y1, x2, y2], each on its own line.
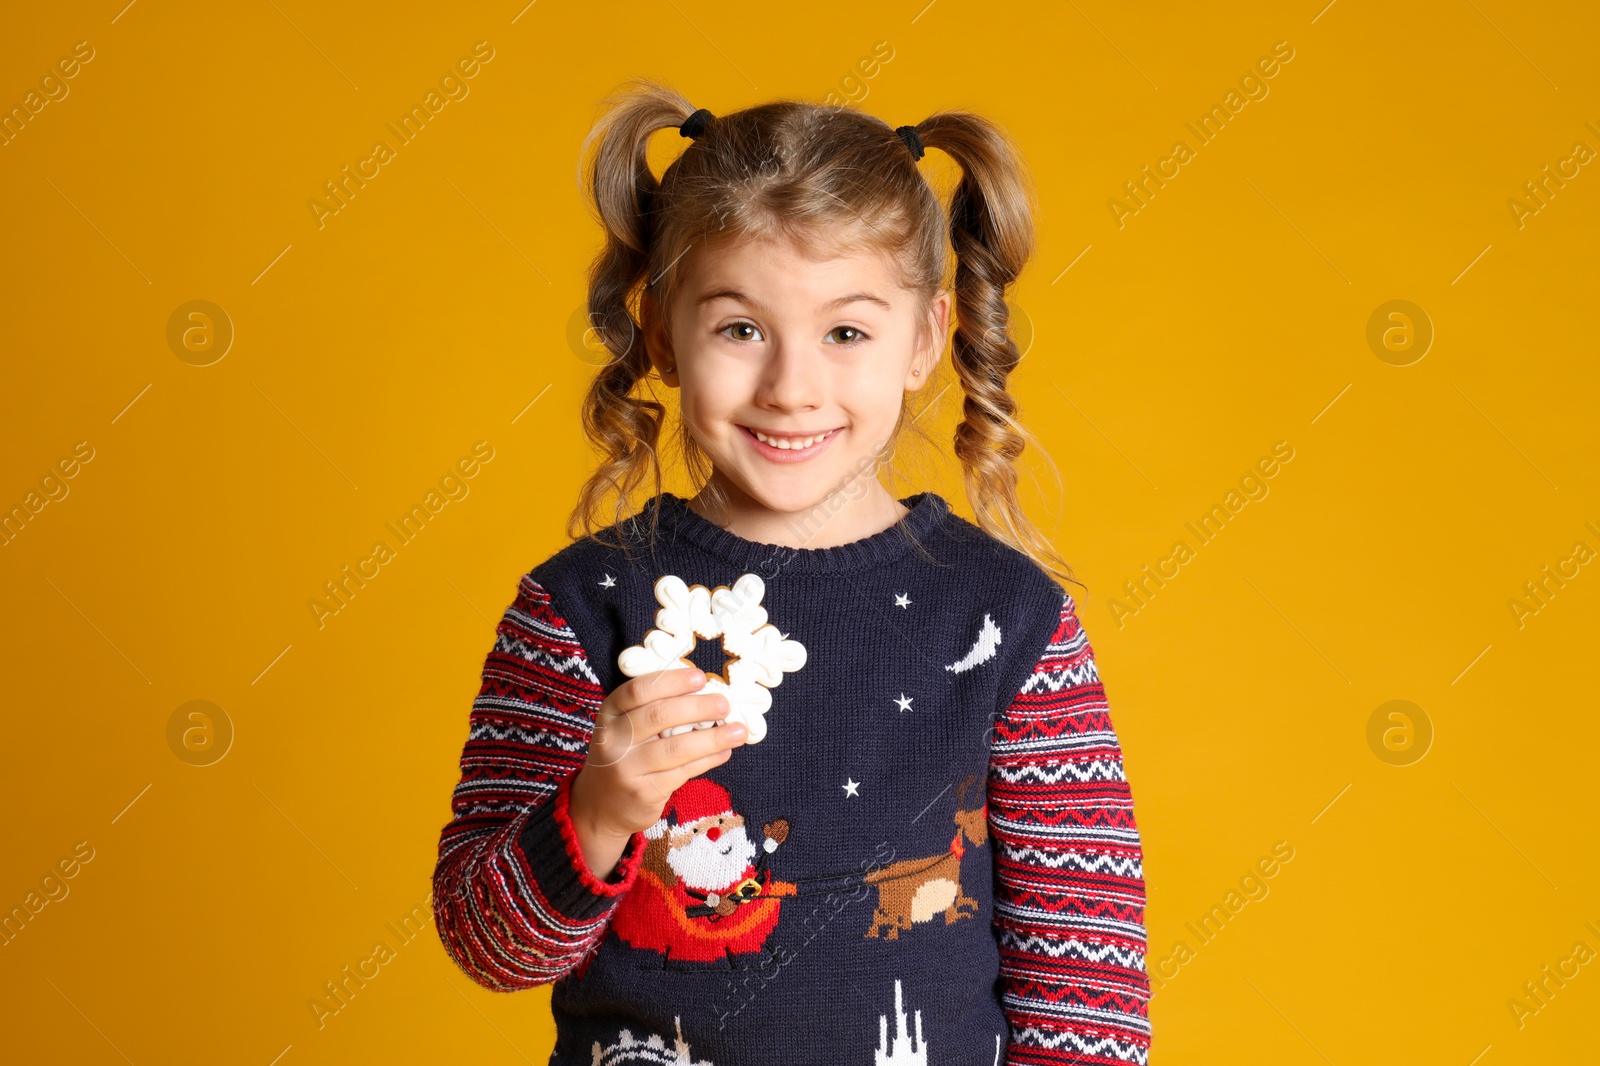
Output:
[945, 613, 1002, 673]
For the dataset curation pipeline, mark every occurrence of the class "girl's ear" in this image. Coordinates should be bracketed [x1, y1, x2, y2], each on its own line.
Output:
[905, 289, 951, 392]
[641, 290, 678, 385]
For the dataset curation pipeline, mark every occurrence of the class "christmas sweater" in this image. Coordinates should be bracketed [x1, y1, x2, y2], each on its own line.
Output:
[432, 491, 1151, 1065]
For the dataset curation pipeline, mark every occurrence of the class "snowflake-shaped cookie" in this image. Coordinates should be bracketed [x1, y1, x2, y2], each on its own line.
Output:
[617, 573, 806, 744]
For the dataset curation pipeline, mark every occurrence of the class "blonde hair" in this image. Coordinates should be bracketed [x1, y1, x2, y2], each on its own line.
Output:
[567, 78, 1079, 591]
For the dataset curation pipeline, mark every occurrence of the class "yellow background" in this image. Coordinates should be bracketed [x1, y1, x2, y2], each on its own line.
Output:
[2, 0, 1596, 1062]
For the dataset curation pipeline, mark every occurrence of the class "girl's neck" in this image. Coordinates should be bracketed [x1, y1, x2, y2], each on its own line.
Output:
[685, 475, 911, 550]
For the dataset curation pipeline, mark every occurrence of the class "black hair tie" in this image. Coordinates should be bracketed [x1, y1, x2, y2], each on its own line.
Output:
[896, 124, 924, 161]
[680, 107, 714, 139]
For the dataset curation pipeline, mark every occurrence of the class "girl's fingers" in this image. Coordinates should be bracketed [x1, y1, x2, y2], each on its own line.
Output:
[594, 692, 726, 764]
[643, 691, 730, 738]
[653, 745, 735, 788]
[591, 669, 712, 768]
[610, 665, 706, 714]
[633, 719, 745, 776]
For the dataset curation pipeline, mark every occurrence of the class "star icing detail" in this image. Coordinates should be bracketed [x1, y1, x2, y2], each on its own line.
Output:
[893, 693, 913, 712]
[842, 778, 860, 797]
[894, 592, 911, 608]
[598, 573, 616, 588]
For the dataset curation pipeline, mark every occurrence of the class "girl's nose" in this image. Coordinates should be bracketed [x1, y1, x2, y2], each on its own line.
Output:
[756, 342, 820, 411]
[706, 826, 721, 842]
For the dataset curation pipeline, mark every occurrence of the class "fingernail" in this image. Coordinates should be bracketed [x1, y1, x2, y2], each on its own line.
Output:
[725, 722, 746, 739]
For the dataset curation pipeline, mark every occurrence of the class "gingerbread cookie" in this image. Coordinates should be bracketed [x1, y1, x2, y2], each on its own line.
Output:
[617, 573, 806, 744]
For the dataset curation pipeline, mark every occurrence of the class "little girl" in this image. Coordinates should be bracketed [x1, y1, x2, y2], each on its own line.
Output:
[432, 80, 1150, 1066]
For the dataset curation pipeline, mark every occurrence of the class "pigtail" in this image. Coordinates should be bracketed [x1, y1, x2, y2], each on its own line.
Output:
[916, 113, 1081, 592]
[567, 80, 700, 550]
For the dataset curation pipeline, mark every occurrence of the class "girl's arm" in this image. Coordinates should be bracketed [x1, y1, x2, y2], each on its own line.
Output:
[988, 592, 1152, 1064]
[432, 573, 647, 992]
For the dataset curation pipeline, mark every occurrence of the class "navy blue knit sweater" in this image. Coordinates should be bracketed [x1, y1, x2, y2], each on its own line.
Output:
[433, 491, 1151, 1064]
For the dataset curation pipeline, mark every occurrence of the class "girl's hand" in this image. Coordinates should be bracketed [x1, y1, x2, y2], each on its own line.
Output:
[568, 666, 747, 848]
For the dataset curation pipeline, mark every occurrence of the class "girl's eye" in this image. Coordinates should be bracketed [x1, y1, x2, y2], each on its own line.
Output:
[717, 322, 869, 346]
[720, 321, 763, 343]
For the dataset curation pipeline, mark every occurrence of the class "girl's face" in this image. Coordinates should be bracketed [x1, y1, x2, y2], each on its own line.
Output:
[645, 235, 949, 518]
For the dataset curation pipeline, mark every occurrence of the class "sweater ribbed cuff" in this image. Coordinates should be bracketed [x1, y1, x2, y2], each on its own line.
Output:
[515, 772, 645, 922]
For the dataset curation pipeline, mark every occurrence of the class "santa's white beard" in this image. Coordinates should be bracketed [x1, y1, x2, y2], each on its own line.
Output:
[668, 825, 757, 892]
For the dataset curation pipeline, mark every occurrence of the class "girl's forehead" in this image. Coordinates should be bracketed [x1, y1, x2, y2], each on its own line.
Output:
[677, 236, 905, 294]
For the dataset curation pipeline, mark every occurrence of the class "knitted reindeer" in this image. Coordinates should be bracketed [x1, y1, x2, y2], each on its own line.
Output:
[863, 773, 989, 940]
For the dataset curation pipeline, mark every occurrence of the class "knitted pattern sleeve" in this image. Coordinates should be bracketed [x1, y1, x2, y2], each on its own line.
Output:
[432, 572, 648, 992]
[988, 592, 1152, 1065]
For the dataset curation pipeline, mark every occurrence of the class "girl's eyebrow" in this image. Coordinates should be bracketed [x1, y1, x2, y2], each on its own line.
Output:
[696, 288, 892, 313]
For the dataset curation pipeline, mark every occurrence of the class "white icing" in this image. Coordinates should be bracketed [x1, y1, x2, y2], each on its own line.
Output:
[617, 572, 806, 743]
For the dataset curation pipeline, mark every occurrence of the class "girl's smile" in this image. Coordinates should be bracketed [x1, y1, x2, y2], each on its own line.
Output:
[738, 424, 843, 463]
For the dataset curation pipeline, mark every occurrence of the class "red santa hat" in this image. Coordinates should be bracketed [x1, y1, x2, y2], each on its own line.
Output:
[644, 777, 734, 839]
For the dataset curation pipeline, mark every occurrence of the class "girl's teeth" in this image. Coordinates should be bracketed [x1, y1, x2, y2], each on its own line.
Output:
[754, 430, 827, 449]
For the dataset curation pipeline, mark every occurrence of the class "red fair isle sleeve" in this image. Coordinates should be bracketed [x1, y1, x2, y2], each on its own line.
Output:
[432, 573, 647, 992]
[988, 592, 1152, 1064]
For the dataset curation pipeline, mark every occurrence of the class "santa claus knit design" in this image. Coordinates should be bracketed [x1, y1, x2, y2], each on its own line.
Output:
[432, 491, 1151, 1065]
